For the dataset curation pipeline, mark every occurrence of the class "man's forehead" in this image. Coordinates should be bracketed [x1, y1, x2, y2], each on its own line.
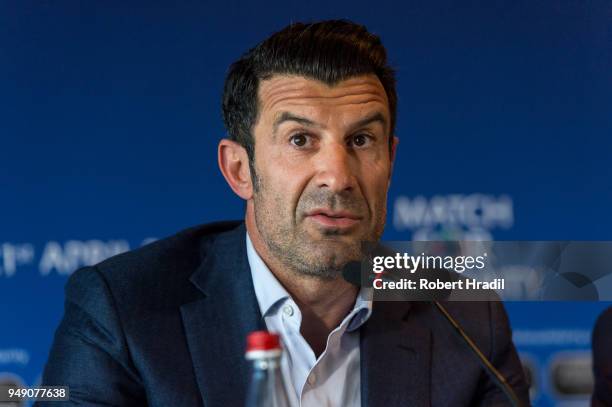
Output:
[257, 74, 390, 118]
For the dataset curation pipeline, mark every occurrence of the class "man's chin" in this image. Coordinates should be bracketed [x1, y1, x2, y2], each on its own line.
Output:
[302, 243, 362, 267]
[305, 226, 364, 243]
[309, 235, 355, 247]
[293, 257, 348, 280]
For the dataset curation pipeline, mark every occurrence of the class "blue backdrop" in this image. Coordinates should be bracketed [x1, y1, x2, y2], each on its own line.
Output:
[1, 1, 611, 406]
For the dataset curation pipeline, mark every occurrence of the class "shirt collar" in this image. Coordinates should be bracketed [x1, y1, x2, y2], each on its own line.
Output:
[246, 232, 289, 316]
[347, 287, 373, 332]
[246, 232, 373, 327]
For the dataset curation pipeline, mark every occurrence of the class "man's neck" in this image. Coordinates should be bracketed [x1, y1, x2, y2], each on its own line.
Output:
[245, 215, 359, 357]
[287, 277, 359, 357]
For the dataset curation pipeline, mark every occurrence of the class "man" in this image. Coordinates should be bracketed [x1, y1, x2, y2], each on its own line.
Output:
[39, 20, 529, 406]
[592, 306, 612, 406]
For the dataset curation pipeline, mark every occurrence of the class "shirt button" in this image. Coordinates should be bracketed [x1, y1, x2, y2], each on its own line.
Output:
[282, 305, 294, 317]
[308, 373, 316, 385]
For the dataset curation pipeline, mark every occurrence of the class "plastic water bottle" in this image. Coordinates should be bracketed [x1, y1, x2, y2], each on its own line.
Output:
[245, 331, 291, 407]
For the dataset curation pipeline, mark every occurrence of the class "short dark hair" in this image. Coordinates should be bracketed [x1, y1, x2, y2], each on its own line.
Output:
[221, 20, 397, 163]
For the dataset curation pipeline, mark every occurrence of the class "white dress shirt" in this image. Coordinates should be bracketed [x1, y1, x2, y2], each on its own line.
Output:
[246, 233, 372, 407]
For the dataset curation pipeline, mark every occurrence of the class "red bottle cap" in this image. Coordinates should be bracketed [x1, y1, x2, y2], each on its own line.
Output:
[246, 331, 281, 352]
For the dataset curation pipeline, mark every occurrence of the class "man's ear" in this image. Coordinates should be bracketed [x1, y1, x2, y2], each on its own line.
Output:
[218, 139, 253, 200]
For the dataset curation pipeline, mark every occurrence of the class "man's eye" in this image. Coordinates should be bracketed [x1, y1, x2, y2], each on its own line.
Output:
[350, 134, 371, 147]
[290, 134, 309, 147]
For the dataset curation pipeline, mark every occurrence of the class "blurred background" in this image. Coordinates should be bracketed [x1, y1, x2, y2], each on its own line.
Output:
[1, 1, 611, 405]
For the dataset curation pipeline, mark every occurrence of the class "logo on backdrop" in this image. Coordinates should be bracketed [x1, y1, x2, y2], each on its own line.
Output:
[393, 194, 514, 240]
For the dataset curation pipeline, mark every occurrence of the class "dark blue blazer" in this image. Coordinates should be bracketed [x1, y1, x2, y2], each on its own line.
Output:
[38, 221, 529, 406]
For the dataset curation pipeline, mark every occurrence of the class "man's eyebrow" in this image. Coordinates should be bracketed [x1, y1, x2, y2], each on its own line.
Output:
[272, 112, 321, 134]
[350, 112, 388, 133]
[271, 111, 388, 134]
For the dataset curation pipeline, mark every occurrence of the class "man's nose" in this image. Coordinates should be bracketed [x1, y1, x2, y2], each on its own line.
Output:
[314, 141, 357, 192]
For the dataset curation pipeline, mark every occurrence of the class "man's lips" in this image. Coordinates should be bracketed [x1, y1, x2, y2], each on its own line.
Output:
[305, 209, 362, 228]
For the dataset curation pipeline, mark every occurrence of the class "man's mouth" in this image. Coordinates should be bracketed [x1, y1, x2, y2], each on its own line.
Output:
[305, 209, 362, 229]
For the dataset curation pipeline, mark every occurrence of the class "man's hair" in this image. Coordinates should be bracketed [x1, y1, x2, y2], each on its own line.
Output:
[221, 20, 397, 164]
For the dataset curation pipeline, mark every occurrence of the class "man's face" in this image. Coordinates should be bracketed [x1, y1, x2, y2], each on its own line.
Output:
[250, 74, 396, 279]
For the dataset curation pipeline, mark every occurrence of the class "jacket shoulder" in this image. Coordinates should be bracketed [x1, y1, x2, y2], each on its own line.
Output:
[67, 220, 244, 309]
[97, 220, 241, 277]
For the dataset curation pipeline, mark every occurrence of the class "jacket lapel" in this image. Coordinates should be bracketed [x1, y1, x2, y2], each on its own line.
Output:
[361, 301, 432, 407]
[181, 223, 265, 407]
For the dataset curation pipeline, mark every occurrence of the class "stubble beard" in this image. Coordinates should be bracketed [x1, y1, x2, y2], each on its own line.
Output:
[251, 172, 386, 280]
